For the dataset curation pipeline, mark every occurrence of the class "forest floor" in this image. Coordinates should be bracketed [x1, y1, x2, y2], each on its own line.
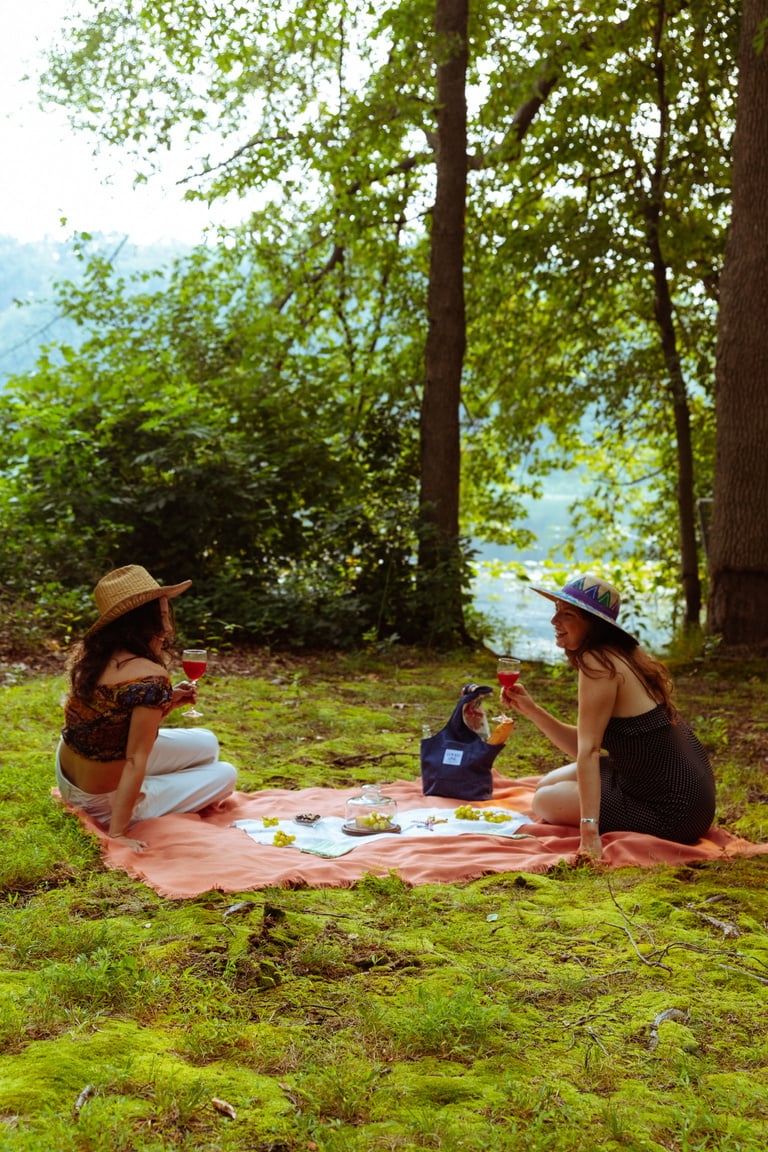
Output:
[0, 645, 766, 1152]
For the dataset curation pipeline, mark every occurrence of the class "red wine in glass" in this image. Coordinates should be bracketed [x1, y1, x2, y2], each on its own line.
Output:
[181, 648, 207, 718]
[494, 657, 521, 722]
[497, 657, 521, 689]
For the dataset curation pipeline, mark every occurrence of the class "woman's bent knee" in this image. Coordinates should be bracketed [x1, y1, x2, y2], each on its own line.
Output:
[531, 781, 580, 826]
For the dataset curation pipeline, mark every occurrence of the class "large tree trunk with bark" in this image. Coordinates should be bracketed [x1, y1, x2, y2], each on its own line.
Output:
[707, 0, 768, 651]
[417, 0, 469, 644]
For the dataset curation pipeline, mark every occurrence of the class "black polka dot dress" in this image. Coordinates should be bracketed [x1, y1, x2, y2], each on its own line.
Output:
[598, 705, 716, 844]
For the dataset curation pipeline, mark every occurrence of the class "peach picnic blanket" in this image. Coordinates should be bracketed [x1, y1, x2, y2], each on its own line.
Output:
[52, 771, 768, 899]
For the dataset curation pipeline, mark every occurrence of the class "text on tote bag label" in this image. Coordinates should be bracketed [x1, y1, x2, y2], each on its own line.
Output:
[442, 748, 465, 766]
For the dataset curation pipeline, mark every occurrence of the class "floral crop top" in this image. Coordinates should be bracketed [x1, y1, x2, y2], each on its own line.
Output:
[61, 676, 172, 762]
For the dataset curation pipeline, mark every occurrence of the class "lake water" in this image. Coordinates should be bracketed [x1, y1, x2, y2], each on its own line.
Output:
[470, 493, 671, 662]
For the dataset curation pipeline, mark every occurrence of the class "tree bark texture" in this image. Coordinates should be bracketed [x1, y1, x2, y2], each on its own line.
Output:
[707, 0, 768, 649]
[418, 0, 468, 638]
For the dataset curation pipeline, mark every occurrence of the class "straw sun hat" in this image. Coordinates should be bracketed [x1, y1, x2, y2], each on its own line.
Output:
[530, 573, 636, 641]
[86, 565, 191, 635]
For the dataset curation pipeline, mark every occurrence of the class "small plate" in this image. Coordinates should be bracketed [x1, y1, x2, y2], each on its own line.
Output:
[341, 822, 401, 837]
[293, 813, 321, 826]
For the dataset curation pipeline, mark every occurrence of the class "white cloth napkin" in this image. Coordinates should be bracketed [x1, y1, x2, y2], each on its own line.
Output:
[233, 806, 529, 858]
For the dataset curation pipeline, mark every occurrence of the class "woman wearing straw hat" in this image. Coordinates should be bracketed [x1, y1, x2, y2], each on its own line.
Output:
[500, 574, 715, 861]
[56, 565, 237, 852]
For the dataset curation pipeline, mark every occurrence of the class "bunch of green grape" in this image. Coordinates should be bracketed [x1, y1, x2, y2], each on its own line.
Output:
[454, 806, 512, 823]
[454, 805, 482, 820]
[357, 812, 394, 830]
[262, 816, 279, 827]
[272, 830, 296, 846]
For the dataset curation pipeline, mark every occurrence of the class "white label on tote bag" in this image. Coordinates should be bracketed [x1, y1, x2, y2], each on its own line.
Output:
[442, 748, 464, 765]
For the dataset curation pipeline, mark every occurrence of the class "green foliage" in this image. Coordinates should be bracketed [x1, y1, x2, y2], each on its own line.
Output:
[0, 240, 477, 648]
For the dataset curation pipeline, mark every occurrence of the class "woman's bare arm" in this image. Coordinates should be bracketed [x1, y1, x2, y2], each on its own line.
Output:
[501, 682, 579, 758]
[575, 663, 619, 858]
[108, 706, 164, 848]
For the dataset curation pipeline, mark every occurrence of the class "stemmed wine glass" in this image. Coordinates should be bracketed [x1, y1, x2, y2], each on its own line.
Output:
[181, 648, 208, 718]
[494, 656, 521, 721]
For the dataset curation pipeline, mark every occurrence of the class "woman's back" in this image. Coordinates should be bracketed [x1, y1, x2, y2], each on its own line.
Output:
[582, 648, 663, 719]
[97, 650, 169, 688]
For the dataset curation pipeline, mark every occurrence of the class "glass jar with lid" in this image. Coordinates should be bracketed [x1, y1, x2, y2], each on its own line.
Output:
[345, 784, 398, 831]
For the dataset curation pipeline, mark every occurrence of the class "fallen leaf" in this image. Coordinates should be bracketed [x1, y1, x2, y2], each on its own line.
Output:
[211, 1097, 236, 1119]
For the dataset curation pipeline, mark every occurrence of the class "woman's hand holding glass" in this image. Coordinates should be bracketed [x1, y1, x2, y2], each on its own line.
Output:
[168, 681, 198, 713]
[499, 677, 534, 718]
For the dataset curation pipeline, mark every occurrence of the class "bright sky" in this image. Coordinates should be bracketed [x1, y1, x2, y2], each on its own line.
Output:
[2, 0, 236, 245]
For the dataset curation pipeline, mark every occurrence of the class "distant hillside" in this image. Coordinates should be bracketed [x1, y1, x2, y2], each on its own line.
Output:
[0, 234, 190, 384]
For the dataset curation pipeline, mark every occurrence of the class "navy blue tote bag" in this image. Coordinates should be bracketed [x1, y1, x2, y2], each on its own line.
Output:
[420, 684, 503, 801]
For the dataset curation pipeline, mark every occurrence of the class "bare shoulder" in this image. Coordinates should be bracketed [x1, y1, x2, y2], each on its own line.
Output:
[580, 649, 620, 678]
[99, 653, 170, 686]
[124, 658, 169, 681]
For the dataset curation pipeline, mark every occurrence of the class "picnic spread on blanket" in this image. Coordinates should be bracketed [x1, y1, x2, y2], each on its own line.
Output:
[234, 802, 531, 859]
[52, 771, 768, 900]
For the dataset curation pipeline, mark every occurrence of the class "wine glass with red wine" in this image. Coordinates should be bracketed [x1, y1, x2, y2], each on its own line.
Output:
[494, 656, 521, 721]
[181, 648, 208, 718]
[497, 657, 521, 691]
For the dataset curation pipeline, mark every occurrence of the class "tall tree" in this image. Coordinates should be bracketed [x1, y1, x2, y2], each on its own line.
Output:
[462, 1, 734, 627]
[419, 0, 469, 641]
[707, 0, 768, 650]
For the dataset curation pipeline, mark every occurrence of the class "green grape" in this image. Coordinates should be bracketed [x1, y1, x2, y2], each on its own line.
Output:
[272, 830, 296, 846]
[454, 805, 481, 820]
[359, 811, 392, 830]
[483, 811, 512, 823]
[263, 816, 279, 827]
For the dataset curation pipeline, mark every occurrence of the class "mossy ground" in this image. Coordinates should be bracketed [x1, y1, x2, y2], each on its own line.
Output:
[0, 646, 766, 1151]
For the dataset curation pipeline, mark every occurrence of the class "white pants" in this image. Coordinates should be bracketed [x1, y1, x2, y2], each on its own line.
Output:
[55, 728, 237, 828]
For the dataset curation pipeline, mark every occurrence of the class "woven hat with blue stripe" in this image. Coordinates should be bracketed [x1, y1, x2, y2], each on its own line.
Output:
[530, 573, 636, 640]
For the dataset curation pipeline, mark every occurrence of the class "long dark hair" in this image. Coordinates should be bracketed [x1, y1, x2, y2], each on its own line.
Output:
[67, 599, 172, 699]
[566, 612, 675, 715]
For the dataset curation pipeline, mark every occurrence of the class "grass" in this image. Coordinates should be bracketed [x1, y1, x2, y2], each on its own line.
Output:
[0, 644, 766, 1151]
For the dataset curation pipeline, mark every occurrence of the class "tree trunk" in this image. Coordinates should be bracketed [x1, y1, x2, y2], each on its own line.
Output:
[707, 0, 768, 651]
[417, 0, 469, 644]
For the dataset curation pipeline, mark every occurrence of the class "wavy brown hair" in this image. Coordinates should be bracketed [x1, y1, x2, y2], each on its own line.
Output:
[565, 612, 676, 716]
[67, 600, 172, 700]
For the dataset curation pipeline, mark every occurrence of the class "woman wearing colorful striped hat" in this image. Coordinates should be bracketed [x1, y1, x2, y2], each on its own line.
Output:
[500, 574, 715, 861]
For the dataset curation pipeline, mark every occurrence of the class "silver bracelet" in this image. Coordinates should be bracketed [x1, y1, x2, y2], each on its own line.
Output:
[580, 817, 598, 825]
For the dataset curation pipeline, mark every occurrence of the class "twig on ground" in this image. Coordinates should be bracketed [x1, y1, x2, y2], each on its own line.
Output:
[601, 876, 671, 971]
[223, 900, 259, 919]
[73, 1085, 96, 1121]
[648, 1007, 688, 1051]
[597, 921, 673, 973]
[325, 749, 415, 768]
[585, 1026, 611, 1056]
[686, 904, 742, 937]
[715, 963, 768, 985]
[654, 940, 768, 974]
[606, 875, 658, 945]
